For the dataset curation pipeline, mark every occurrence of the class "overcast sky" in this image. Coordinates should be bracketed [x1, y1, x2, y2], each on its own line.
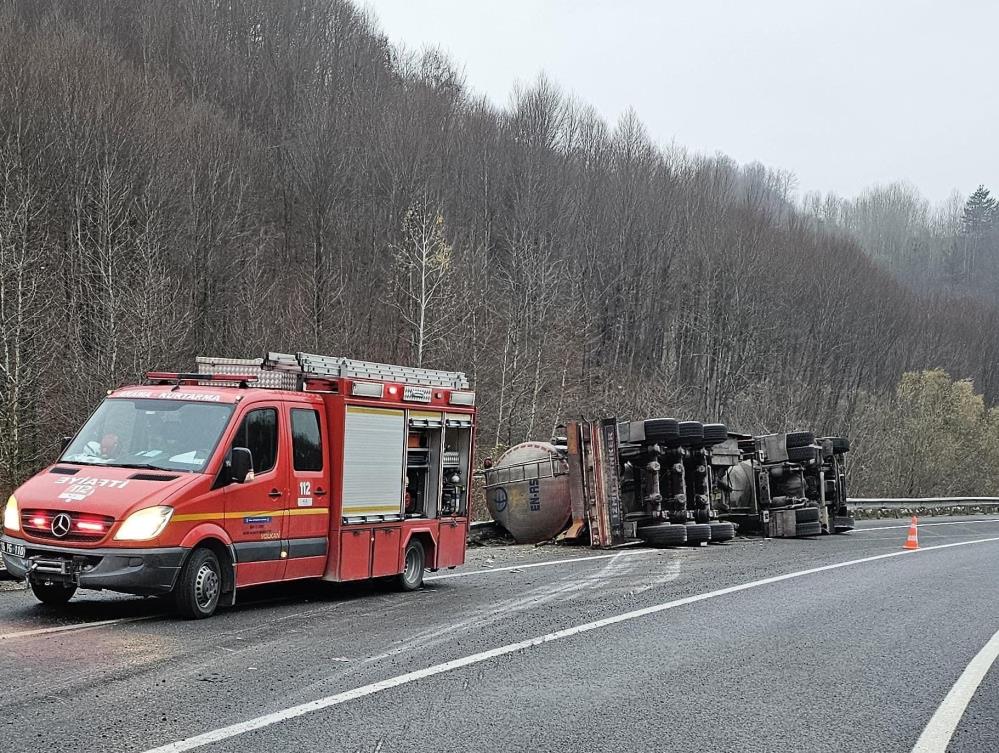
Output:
[364, 0, 997, 204]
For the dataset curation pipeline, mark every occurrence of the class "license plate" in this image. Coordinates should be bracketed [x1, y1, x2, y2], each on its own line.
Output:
[2, 541, 25, 558]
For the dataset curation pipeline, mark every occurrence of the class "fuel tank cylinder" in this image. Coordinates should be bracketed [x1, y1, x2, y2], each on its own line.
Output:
[484, 442, 571, 543]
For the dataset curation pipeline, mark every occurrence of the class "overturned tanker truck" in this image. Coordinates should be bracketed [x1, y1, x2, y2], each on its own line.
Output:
[710, 431, 854, 537]
[482, 418, 852, 548]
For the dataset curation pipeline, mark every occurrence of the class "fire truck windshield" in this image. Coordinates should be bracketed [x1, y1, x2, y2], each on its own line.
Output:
[61, 398, 235, 473]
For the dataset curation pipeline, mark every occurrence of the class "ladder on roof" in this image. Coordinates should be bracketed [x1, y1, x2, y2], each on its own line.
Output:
[265, 352, 470, 389]
[197, 353, 470, 389]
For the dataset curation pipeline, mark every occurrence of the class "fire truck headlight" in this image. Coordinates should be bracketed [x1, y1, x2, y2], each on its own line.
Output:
[3, 496, 19, 532]
[114, 506, 173, 541]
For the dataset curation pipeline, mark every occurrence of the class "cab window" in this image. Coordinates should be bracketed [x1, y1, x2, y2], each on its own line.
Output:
[291, 409, 323, 471]
[232, 408, 278, 474]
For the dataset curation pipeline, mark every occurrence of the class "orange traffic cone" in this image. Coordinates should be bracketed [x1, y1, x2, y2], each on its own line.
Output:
[903, 516, 919, 550]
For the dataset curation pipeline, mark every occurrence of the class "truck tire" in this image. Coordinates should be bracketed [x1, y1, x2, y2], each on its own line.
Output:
[30, 580, 76, 606]
[708, 521, 736, 542]
[684, 523, 712, 545]
[795, 521, 822, 537]
[787, 446, 818, 463]
[678, 421, 704, 443]
[795, 507, 820, 524]
[637, 523, 687, 547]
[834, 515, 855, 533]
[174, 547, 222, 619]
[785, 431, 816, 449]
[643, 418, 680, 444]
[827, 436, 850, 453]
[397, 539, 425, 591]
[702, 423, 728, 445]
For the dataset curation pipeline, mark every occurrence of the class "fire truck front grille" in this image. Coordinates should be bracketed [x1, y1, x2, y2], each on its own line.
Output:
[21, 510, 116, 543]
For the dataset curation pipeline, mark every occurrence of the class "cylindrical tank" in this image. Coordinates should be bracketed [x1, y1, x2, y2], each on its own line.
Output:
[484, 442, 571, 544]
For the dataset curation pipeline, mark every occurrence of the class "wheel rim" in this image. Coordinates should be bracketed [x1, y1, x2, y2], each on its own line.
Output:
[404, 548, 419, 584]
[195, 562, 220, 609]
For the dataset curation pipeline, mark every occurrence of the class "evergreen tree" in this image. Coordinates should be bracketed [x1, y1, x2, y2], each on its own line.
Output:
[961, 185, 998, 237]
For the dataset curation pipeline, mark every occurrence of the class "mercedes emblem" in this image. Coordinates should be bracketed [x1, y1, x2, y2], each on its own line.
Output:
[51, 513, 72, 538]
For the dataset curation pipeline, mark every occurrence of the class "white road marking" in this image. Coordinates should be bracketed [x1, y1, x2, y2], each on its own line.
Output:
[911, 625, 999, 752]
[855, 519, 999, 532]
[0, 615, 158, 640]
[140, 534, 999, 753]
[425, 548, 658, 580]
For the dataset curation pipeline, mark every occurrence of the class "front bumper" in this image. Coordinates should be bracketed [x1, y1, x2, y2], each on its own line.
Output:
[1, 534, 185, 596]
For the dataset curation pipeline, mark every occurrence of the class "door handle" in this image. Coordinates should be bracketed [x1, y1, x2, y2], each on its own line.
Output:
[268, 489, 282, 499]
[314, 488, 327, 497]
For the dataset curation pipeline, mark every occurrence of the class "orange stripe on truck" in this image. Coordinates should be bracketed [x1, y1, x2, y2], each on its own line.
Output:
[171, 509, 330, 523]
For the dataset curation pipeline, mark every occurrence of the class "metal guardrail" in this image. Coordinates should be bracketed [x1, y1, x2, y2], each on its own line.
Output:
[849, 497, 999, 508]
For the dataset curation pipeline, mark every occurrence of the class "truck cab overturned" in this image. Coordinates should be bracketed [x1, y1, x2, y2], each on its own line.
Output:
[1, 353, 475, 618]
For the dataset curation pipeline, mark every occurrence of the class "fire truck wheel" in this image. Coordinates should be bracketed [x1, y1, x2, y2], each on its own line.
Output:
[174, 547, 222, 619]
[708, 521, 736, 542]
[30, 580, 77, 606]
[637, 523, 687, 547]
[397, 539, 426, 591]
[684, 523, 712, 545]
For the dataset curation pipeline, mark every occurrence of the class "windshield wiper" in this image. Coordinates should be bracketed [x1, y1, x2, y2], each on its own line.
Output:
[111, 462, 187, 473]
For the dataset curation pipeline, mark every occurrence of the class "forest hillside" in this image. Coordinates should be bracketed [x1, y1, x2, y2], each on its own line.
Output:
[1, 0, 998, 496]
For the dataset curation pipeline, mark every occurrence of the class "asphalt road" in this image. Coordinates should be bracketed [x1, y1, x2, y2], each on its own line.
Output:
[1, 516, 997, 753]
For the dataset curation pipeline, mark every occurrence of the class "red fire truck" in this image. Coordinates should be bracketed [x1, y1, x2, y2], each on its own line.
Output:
[0, 353, 475, 618]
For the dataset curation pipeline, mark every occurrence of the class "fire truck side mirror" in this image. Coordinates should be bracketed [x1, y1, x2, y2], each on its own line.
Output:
[60, 436, 72, 452]
[229, 447, 253, 484]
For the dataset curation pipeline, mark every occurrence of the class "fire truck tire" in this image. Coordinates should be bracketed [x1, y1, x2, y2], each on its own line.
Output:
[637, 523, 687, 547]
[397, 539, 426, 591]
[795, 507, 821, 524]
[30, 580, 76, 606]
[174, 547, 222, 619]
[708, 521, 736, 542]
[795, 521, 823, 537]
[684, 523, 712, 544]
[785, 431, 816, 449]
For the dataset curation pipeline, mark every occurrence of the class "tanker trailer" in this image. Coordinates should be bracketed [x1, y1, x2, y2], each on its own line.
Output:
[618, 419, 735, 545]
[681, 423, 737, 543]
[483, 442, 572, 544]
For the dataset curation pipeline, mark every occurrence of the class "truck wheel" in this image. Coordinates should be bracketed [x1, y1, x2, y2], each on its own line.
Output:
[796, 521, 823, 537]
[637, 523, 687, 547]
[708, 521, 736, 542]
[795, 507, 820, 524]
[785, 431, 816, 449]
[834, 515, 855, 533]
[397, 539, 425, 591]
[643, 418, 680, 444]
[174, 548, 221, 619]
[684, 523, 712, 545]
[786, 446, 818, 463]
[30, 581, 77, 606]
